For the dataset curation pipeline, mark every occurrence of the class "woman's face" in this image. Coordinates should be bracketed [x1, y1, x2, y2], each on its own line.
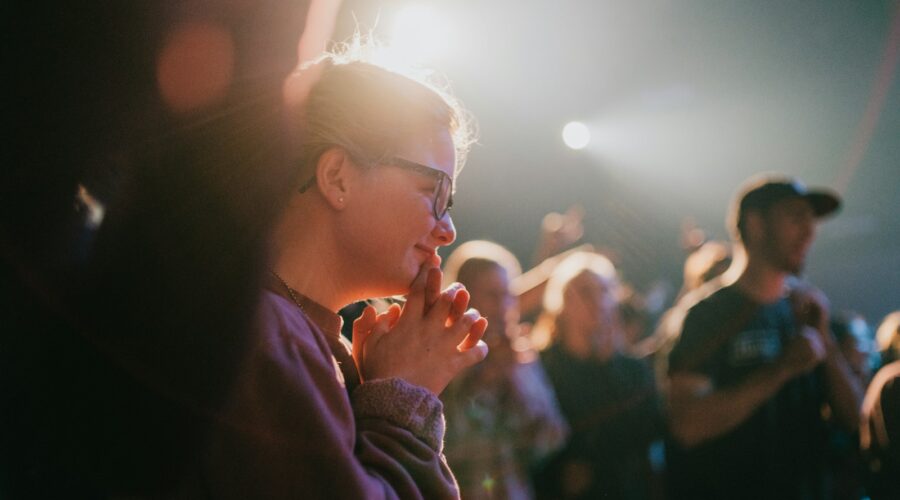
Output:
[560, 269, 618, 338]
[339, 126, 457, 298]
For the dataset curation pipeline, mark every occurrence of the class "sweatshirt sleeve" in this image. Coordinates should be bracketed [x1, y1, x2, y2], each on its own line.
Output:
[203, 293, 459, 499]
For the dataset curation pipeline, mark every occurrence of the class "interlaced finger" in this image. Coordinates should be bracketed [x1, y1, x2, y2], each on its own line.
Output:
[458, 317, 488, 351]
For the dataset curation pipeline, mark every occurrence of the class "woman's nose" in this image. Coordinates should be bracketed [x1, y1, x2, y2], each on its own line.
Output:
[433, 213, 456, 246]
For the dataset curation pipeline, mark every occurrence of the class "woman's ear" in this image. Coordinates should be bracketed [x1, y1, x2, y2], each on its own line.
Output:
[315, 147, 353, 209]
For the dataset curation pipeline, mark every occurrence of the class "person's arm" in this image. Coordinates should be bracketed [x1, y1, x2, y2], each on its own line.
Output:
[819, 331, 864, 429]
[531, 205, 584, 266]
[791, 285, 864, 431]
[860, 361, 900, 456]
[205, 295, 458, 499]
[668, 328, 826, 447]
[503, 359, 569, 462]
[512, 243, 594, 317]
[205, 260, 487, 499]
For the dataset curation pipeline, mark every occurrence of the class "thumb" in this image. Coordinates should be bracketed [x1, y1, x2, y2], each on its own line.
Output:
[385, 303, 402, 328]
[352, 306, 377, 369]
[404, 259, 437, 316]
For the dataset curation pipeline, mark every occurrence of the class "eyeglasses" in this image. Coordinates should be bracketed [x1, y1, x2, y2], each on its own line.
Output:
[386, 157, 454, 221]
[298, 156, 454, 221]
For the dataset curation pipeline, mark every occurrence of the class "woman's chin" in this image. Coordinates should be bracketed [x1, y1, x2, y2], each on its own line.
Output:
[371, 279, 412, 301]
[357, 261, 425, 301]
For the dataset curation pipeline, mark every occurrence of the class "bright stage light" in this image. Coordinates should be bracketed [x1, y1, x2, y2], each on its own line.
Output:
[562, 121, 591, 150]
[389, 5, 453, 64]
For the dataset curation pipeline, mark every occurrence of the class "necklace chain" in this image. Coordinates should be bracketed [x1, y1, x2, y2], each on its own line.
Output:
[269, 270, 306, 314]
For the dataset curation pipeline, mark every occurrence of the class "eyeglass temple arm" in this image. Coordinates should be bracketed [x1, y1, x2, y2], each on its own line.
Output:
[298, 176, 317, 194]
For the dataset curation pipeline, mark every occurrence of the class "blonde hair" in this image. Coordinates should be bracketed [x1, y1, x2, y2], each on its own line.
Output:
[876, 311, 900, 361]
[531, 251, 618, 349]
[442, 240, 522, 287]
[289, 37, 475, 183]
[682, 241, 732, 295]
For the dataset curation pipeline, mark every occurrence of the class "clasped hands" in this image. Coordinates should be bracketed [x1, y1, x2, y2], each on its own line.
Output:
[351, 257, 489, 395]
[779, 282, 834, 377]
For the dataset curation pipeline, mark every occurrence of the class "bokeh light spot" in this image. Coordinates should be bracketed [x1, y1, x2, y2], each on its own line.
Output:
[562, 121, 591, 150]
[157, 22, 234, 113]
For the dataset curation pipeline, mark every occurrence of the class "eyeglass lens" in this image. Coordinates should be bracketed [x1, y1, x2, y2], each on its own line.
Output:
[434, 176, 452, 220]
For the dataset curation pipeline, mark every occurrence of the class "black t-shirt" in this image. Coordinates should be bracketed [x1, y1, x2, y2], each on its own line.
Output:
[666, 285, 828, 500]
[538, 345, 662, 500]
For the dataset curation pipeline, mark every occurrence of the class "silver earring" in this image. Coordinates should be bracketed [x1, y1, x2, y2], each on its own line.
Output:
[338, 196, 345, 204]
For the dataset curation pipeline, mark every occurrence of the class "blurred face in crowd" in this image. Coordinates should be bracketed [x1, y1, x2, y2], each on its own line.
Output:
[560, 269, 620, 349]
[755, 198, 817, 274]
[465, 263, 518, 345]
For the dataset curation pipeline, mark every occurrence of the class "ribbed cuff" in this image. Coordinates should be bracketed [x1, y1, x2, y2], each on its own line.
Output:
[351, 378, 445, 451]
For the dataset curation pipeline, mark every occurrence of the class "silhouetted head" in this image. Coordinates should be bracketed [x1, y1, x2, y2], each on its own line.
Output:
[729, 174, 840, 274]
[444, 240, 522, 343]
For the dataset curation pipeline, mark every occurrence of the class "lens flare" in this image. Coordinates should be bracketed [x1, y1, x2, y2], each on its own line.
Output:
[389, 5, 453, 64]
[562, 121, 591, 150]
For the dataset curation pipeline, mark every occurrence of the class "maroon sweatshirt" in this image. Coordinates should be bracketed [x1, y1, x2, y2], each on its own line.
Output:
[200, 288, 459, 498]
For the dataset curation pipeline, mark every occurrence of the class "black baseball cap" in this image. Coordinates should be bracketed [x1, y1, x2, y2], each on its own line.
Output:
[731, 175, 841, 235]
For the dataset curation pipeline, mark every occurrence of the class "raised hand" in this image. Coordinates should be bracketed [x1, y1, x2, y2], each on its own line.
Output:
[352, 261, 489, 395]
[778, 326, 827, 378]
[790, 283, 831, 336]
[534, 205, 585, 264]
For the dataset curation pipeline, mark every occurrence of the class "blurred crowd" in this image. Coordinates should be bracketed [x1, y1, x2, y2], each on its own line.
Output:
[427, 200, 900, 500]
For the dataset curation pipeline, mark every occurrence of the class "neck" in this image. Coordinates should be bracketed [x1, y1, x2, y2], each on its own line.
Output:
[270, 201, 350, 312]
[559, 320, 619, 361]
[560, 328, 593, 360]
[735, 254, 788, 304]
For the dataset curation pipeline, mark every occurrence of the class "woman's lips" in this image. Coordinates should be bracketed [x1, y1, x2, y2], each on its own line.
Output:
[414, 244, 437, 261]
[415, 244, 435, 254]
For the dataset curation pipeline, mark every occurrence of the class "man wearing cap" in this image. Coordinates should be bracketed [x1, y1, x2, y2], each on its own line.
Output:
[664, 175, 864, 499]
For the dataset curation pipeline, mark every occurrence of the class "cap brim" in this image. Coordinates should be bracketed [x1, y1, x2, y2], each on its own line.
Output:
[805, 191, 841, 217]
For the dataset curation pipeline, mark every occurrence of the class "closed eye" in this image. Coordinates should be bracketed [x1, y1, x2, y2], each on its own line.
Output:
[411, 176, 439, 194]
